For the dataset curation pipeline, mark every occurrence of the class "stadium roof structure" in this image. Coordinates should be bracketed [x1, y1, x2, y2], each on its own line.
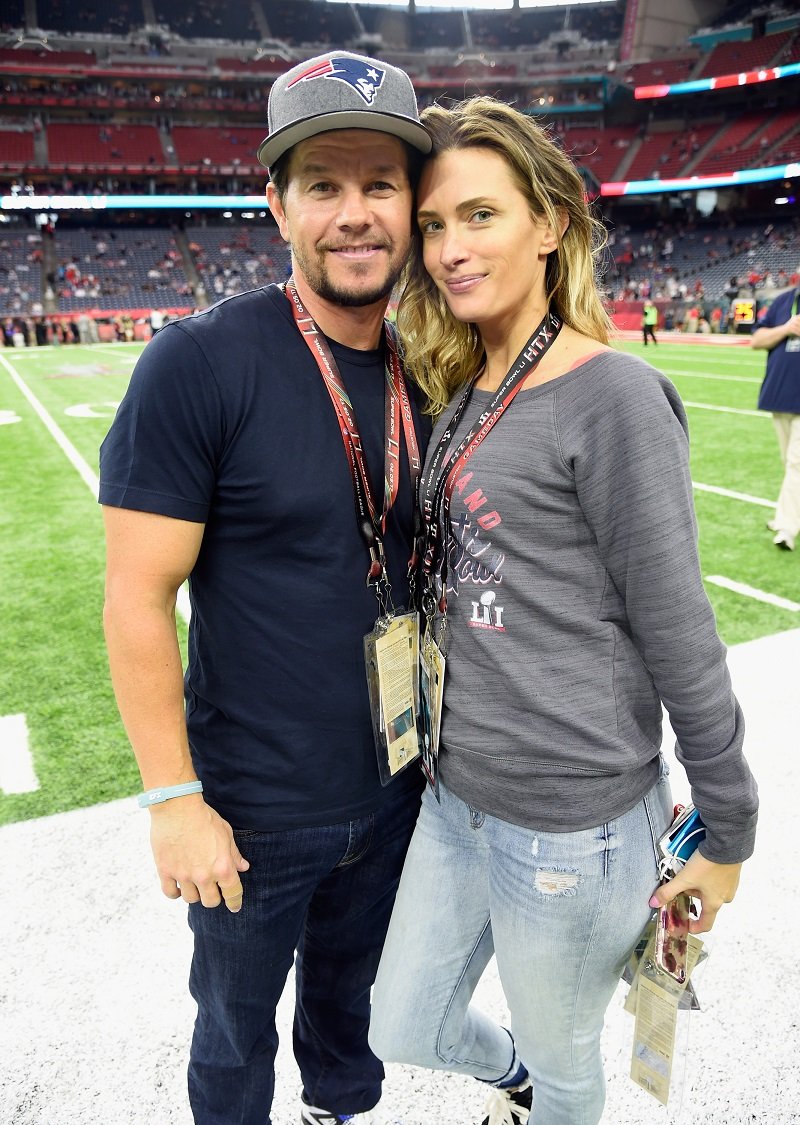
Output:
[330, 0, 616, 6]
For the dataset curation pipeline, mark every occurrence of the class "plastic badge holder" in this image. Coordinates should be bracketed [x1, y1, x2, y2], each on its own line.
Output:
[658, 803, 706, 878]
[630, 805, 711, 1111]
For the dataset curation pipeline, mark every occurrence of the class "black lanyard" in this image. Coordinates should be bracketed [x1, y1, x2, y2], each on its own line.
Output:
[419, 311, 562, 611]
[285, 282, 422, 589]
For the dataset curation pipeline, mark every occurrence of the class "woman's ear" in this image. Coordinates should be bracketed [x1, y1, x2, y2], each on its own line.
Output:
[541, 208, 569, 254]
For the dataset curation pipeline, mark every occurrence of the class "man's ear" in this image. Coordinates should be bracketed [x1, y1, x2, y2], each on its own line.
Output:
[266, 182, 290, 244]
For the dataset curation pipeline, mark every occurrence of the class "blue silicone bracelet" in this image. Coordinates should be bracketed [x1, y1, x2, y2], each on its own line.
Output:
[137, 780, 203, 808]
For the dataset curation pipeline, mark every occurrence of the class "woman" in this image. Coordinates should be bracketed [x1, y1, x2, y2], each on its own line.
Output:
[369, 98, 757, 1125]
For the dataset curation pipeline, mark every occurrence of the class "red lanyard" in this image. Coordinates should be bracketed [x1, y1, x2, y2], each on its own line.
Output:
[285, 282, 422, 587]
[420, 311, 562, 609]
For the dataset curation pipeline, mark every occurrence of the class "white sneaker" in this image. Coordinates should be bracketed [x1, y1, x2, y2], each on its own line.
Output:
[300, 1102, 377, 1124]
[480, 1078, 533, 1125]
[773, 530, 795, 551]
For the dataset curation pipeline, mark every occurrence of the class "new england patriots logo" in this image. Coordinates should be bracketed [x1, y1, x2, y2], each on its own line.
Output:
[287, 57, 386, 105]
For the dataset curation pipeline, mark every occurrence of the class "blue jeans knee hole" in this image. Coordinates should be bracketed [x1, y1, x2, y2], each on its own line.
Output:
[534, 868, 580, 896]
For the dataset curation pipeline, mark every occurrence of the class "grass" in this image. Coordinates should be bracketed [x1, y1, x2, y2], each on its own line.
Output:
[0, 337, 796, 825]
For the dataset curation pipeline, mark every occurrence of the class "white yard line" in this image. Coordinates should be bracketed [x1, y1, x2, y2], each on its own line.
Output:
[0, 352, 191, 625]
[706, 576, 800, 612]
[654, 351, 759, 362]
[89, 346, 140, 363]
[682, 400, 764, 417]
[5, 344, 138, 366]
[0, 713, 38, 794]
[692, 482, 776, 509]
[661, 371, 761, 384]
[0, 352, 100, 496]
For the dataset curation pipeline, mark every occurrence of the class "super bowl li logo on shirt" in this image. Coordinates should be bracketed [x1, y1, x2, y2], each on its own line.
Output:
[470, 590, 505, 632]
[287, 57, 386, 105]
[445, 472, 507, 632]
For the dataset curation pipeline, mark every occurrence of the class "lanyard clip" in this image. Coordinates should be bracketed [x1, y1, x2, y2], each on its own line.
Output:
[368, 543, 394, 618]
[362, 519, 387, 587]
[421, 582, 438, 623]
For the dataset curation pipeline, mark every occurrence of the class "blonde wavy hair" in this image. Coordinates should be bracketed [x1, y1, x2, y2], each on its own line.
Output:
[397, 97, 612, 415]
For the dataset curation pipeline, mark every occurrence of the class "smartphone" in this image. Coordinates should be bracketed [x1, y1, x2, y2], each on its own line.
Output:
[657, 803, 706, 868]
[654, 891, 691, 984]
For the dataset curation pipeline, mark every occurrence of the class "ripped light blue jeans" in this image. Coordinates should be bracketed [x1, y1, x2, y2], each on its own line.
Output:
[370, 773, 672, 1125]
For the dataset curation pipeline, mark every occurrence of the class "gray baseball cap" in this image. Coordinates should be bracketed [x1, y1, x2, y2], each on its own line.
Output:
[257, 50, 431, 170]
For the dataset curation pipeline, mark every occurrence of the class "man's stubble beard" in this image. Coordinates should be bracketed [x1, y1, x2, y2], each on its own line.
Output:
[292, 244, 409, 308]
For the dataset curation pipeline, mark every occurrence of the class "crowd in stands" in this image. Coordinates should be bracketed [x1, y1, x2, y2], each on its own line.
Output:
[152, 0, 260, 42]
[2, 310, 150, 347]
[0, 0, 797, 329]
[1, 75, 271, 111]
[4, 174, 266, 196]
[53, 228, 194, 311]
[607, 218, 800, 308]
[0, 231, 43, 318]
[0, 211, 796, 329]
[188, 225, 290, 301]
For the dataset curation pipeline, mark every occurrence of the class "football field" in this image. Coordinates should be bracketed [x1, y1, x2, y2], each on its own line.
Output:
[0, 336, 797, 827]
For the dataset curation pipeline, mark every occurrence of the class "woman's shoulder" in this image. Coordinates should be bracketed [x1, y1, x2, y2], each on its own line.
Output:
[555, 345, 686, 433]
[565, 344, 675, 392]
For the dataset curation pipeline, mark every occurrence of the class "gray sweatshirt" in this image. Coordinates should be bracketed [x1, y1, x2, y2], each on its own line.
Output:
[432, 350, 758, 864]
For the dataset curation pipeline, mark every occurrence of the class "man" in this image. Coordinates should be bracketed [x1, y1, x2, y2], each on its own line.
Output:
[642, 299, 658, 345]
[751, 284, 800, 551]
[100, 51, 431, 1125]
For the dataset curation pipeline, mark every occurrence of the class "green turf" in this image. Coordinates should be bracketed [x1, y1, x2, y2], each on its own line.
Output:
[0, 357, 138, 824]
[0, 339, 796, 824]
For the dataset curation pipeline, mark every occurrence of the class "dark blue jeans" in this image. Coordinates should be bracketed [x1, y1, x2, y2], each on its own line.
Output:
[186, 781, 422, 1125]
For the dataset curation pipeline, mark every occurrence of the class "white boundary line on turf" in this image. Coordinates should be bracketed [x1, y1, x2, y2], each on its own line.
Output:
[90, 346, 140, 362]
[683, 400, 764, 417]
[706, 576, 800, 612]
[661, 371, 761, 384]
[0, 713, 38, 795]
[0, 352, 191, 623]
[0, 352, 100, 495]
[0, 342, 144, 352]
[693, 482, 776, 509]
[3, 344, 138, 365]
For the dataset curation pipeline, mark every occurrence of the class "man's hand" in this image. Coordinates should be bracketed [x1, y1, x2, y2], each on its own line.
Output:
[649, 851, 742, 934]
[149, 796, 250, 913]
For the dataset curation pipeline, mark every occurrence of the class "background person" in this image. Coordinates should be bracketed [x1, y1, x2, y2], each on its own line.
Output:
[751, 285, 800, 551]
[100, 50, 430, 1125]
[642, 297, 658, 344]
[369, 97, 758, 1125]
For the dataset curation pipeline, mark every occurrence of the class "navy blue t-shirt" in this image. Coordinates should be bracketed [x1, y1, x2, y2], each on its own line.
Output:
[99, 284, 427, 829]
[757, 286, 800, 414]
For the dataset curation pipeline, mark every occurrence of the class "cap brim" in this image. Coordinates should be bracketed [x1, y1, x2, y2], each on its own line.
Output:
[258, 110, 432, 169]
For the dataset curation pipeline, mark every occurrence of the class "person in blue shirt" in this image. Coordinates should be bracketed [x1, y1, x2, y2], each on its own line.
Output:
[752, 285, 800, 551]
[100, 51, 430, 1125]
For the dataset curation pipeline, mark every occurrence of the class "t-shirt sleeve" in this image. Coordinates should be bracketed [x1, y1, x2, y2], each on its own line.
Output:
[99, 322, 224, 523]
[558, 358, 758, 863]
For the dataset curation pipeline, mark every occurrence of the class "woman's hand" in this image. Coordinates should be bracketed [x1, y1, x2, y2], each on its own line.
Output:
[649, 851, 742, 933]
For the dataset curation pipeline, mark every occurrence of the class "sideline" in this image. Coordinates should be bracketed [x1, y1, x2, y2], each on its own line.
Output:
[615, 330, 754, 346]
